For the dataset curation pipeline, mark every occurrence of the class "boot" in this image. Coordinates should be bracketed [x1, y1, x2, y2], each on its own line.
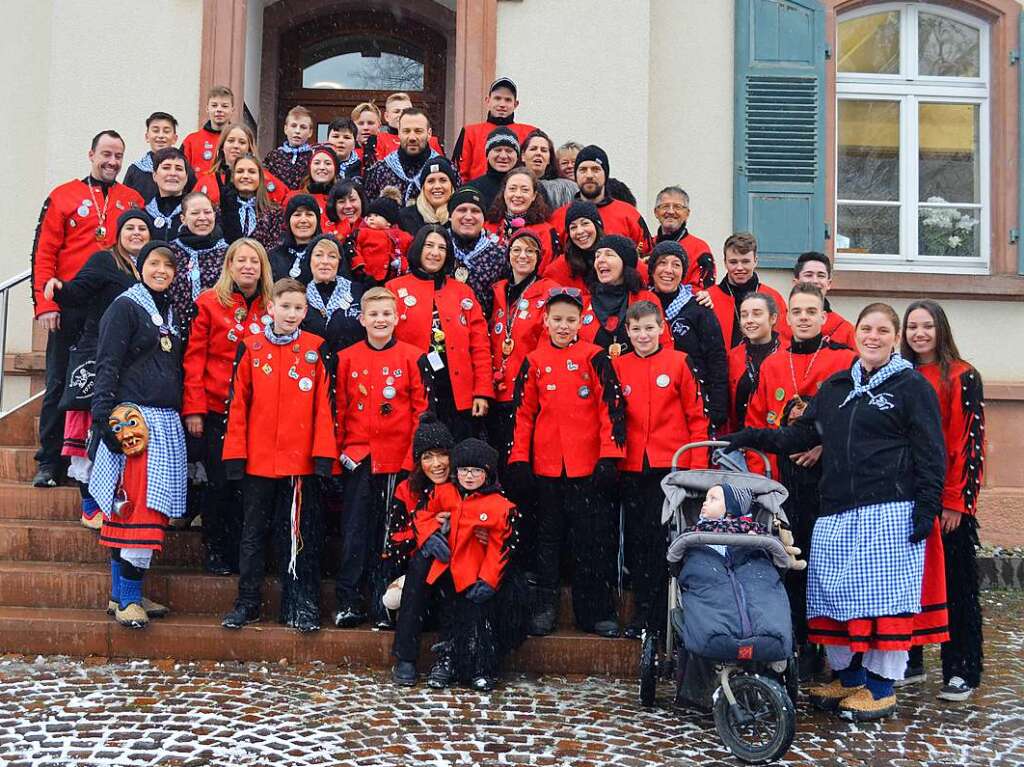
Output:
[427, 643, 455, 689]
[808, 678, 864, 711]
[115, 576, 148, 629]
[107, 558, 121, 616]
[222, 601, 260, 629]
[204, 550, 232, 576]
[838, 688, 897, 721]
[391, 660, 418, 686]
[528, 588, 558, 636]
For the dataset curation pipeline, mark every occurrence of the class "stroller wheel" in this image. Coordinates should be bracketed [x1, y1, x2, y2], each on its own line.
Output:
[638, 632, 659, 707]
[713, 673, 795, 764]
[783, 656, 800, 704]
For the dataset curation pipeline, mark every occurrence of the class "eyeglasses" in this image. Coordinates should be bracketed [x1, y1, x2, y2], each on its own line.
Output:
[547, 287, 582, 298]
[456, 467, 486, 476]
[656, 203, 689, 212]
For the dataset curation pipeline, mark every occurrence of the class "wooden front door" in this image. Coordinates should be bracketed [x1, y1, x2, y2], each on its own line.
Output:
[277, 9, 448, 146]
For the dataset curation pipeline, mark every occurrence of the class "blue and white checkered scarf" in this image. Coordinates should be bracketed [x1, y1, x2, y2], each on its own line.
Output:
[453, 232, 494, 267]
[88, 406, 188, 519]
[132, 152, 154, 174]
[279, 141, 311, 164]
[383, 149, 440, 204]
[121, 283, 179, 337]
[145, 197, 182, 234]
[663, 285, 693, 321]
[338, 153, 359, 176]
[839, 353, 913, 409]
[264, 323, 301, 346]
[173, 237, 228, 301]
[306, 278, 357, 321]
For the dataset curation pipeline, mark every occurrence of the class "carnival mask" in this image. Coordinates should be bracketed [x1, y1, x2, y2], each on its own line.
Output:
[109, 403, 148, 456]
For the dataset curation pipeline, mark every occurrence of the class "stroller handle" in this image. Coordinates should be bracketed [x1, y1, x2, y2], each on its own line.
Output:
[671, 440, 773, 480]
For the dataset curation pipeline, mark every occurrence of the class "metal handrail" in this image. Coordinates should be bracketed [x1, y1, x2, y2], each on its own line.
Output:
[0, 270, 34, 415]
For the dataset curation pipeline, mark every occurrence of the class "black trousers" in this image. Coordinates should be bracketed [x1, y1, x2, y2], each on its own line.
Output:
[392, 552, 450, 662]
[236, 474, 323, 622]
[335, 462, 400, 620]
[36, 309, 84, 468]
[433, 368, 484, 442]
[534, 475, 617, 630]
[621, 470, 670, 630]
[199, 413, 242, 566]
[486, 400, 516, 472]
[780, 460, 821, 646]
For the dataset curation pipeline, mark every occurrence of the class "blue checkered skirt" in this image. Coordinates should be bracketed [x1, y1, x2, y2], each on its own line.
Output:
[807, 501, 925, 623]
[89, 407, 187, 519]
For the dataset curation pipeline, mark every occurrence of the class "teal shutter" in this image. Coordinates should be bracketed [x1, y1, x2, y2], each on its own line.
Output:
[734, 0, 826, 267]
[1018, 7, 1024, 274]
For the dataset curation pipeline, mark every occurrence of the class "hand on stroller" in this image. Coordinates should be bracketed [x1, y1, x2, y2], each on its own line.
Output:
[721, 429, 757, 453]
[421, 532, 451, 563]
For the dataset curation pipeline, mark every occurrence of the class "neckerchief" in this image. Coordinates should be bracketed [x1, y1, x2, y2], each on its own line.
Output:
[174, 235, 227, 301]
[279, 142, 311, 164]
[452, 232, 494, 266]
[146, 197, 182, 232]
[285, 246, 305, 278]
[238, 196, 257, 234]
[383, 148, 440, 204]
[338, 154, 359, 176]
[133, 152, 154, 174]
[839, 353, 912, 408]
[306, 278, 355, 320]
[663, 285, 693, 321]
[122, 283, 178, 336]
[264, 323, 301, 346]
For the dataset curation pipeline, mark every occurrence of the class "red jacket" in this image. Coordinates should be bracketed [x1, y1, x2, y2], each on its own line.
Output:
[182, 290, 268, 416]
[223, 330, 337, 478]
[351, 224, 412, 283]
[550, 197, 652, 254]
[918, 360, 985, 515]
[541, 256, 589, 297]
[414, 482, 514, 591]
[726, 336, 780, 433]
[374, 131, 445, 161]
[483, 220, 559, 274]
[613, 346, 711, 472]
[509, 339, 625, 477]
[656, 229, 717, 290]
[745, 337, 855, 475]
[822, 304, 855, 347]
[489, 277, 558, 402]
[453, 119, 536, 182]
[31, 179, 144, 316]
[707, 279, 790, 350]
[386, 273, 495, 410]
[182, 126, 222, 175]
[334, 338, 429, 474]
[577, 289, 673, 353]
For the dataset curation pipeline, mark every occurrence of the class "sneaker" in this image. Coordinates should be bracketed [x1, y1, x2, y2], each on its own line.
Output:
[32, 466, 58, 488]
[332, 606, 366, 629]
[937, 676, 974, 702]
[470, 676, 495, 692]
[391, 660, 418, 686]
[221, 602, 260, 630]
[808, 679, 864, 711]
[838, 688, 897, 721]
[894, 664, 926, 687]
[80, 512, 103, 531]
[427, 654, 455, 689]
[114, 602, 149, 629]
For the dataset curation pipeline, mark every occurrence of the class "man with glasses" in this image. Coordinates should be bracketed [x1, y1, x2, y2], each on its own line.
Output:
[653, 186, 716, 291]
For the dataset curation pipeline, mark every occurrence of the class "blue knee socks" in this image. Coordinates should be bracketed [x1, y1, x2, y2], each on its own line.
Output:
[866, 672, 895, 700]
[837, 665, 866, 688]
[119, 575, 143, 610]
[110, 558, 121, 603]
[82, 495, 100, 519]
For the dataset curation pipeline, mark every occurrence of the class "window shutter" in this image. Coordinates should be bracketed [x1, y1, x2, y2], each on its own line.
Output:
[1019, 7, 1024, 274]
[734, 0, 826, 267]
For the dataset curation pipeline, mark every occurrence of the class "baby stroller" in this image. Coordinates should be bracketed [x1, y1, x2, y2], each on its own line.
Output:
[638, 441, 799, 764]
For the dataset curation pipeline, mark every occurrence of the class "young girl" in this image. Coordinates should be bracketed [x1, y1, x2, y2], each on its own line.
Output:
[195, 123, 287, 208]
[391, 438, 518, 691]
[287, 144, 340, 231]
[902, 299, 985, 702]
[219, 153, 284, 250]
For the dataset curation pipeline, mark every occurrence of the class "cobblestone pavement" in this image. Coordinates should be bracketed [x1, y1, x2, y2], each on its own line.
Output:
[1, 592, 1022, 767]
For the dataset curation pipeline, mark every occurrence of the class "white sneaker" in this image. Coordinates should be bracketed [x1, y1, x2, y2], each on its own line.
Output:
[937, 676, 974, 702]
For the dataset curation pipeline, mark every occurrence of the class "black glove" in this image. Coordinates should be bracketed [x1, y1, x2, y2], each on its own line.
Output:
[420, 531, 451, 563]
[313, 457, 334, 478]
[592, 458, 619, 494]
[720, 430, 757, 454]
[502, 462, 535, 504]
[223, 459, 246, 482]
[908, 511, 936, 544]
[465, 579, 496, 604]
[97, 422, 122, 455]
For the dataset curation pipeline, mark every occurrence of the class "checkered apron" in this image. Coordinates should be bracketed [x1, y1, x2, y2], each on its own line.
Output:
[89, 406, 188, 520]
[807, 501, 925, 623]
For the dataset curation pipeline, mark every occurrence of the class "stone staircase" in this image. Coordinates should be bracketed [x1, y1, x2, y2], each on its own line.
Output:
[0, 398, 638, 675]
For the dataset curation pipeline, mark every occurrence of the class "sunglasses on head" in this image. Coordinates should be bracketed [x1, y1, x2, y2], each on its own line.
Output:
[547, 287, 582, 298]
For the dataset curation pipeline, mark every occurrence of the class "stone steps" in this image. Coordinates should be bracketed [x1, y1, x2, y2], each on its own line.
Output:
[0, 482, 82, 520]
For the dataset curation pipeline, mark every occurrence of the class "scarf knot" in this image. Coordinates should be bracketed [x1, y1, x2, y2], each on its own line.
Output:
[664, 285, 693, 321]
[838, 354, 913, 408]
[280, 142, 311, 163]
[238, 196, 257, 234]
[264, 323, 301, 346]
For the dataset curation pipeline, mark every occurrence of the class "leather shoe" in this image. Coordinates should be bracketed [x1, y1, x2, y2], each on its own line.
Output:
[32, 466, 58, 488]
[391, 660, 418, 686]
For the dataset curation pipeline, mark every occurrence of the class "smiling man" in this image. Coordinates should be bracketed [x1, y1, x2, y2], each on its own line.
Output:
[653, 186, 716, 291]
[363, 109, 444, 203]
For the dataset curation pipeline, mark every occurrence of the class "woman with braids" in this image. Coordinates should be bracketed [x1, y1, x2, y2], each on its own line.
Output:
[725, 303, 948, 722]
[901, 299, 985, 702]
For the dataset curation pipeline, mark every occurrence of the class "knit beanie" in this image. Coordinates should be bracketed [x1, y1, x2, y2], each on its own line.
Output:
[595, 234, 638, 271]
[418, 157, 458, 189]
[116, 208, 155, 241]
[574, 145, 610, 176]
[135, 241, 176, 273]
[286, 193, 321, 221]
[447, 186, 485, 214]
[721, 484, 754, 519]
[451, 437, 499, 474]
[413, 412, 455, 462]
[564, 200, 603, 237]
[366, 197, 401, 225]
[485, 127, 521, 156]
[648, 240, 689, 279]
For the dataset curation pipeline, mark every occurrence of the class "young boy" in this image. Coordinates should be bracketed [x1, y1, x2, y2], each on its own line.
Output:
[793, 252, 855, 347]
[221, 278, 337, 633]
[699, 232, 789, 349]
[264, 106, 315, 190]
[145, 147, 189, 240]
[348, 197, 412, 284]
[333, 287, 430, 629]
[326, 118, 362, 180]
[451, 77, 536, 182]
[183, 86, 234, 175]
[612, 301, 710, 637]
[507, 288, 625, 638]
[124, 112, 193, 202]
[391, 438, 517, 691]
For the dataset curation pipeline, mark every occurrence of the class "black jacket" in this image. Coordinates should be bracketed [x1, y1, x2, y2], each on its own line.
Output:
[300, 279, 367, 356]
[738, 365, 945, 520]
[268, 243, 312, 285]
[466, 169, 503, 212]
[658, 291, 729, 427]
[397, 205, 428, 237]
[53, 250, 138, 350]
[92, 292, 183, 427]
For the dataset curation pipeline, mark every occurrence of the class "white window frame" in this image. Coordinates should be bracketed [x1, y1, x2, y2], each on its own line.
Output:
[836, 3, 990, 275]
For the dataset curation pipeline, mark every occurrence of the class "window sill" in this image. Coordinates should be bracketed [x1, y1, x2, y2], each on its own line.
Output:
[762, 267, 1024, 301]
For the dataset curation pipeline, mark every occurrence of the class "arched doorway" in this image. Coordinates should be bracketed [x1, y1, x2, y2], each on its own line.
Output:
[278, 10, 448, 145]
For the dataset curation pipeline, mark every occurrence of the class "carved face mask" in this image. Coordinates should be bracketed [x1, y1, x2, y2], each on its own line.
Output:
[109, 403, 149, 456]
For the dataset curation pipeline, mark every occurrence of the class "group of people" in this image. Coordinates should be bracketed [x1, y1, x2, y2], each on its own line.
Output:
[29, 77, 985, 709]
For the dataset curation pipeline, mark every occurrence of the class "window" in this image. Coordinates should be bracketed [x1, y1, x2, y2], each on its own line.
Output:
[301, 37, 426, 91]
[835, 4, 989, 274]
